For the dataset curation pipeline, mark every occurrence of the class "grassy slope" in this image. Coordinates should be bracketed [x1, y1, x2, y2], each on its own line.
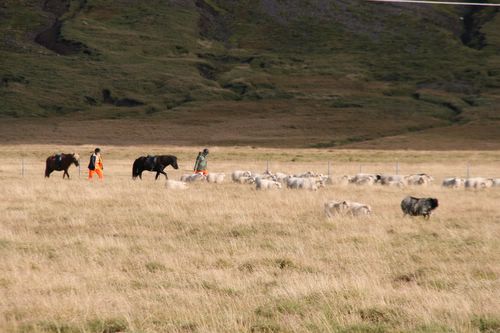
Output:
[0, 0, 499, 148]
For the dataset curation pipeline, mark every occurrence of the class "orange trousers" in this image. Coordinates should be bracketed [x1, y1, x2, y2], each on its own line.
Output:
[195, 170, 208, 175]
[88, 169, 103, 180]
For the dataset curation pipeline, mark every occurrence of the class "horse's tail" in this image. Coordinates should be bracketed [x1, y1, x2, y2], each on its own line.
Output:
[45, 157, 52, 177]
[132, 158, 141, 179]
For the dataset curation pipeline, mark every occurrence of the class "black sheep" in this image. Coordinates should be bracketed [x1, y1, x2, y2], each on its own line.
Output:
[401, 196, 439, 219]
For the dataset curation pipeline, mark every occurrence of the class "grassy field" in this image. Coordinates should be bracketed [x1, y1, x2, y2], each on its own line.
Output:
[0, 145, 499, 332]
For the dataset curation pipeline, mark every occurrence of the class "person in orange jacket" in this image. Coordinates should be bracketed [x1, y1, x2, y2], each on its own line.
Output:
[88, 148, 104, 180]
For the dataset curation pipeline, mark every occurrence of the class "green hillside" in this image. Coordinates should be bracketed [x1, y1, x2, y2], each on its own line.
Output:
[1, 0, 500, 147]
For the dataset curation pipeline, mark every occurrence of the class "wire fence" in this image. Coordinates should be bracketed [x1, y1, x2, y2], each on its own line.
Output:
[2, 158, 497, 182]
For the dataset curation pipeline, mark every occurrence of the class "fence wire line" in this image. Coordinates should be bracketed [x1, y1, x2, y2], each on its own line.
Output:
[4, 159, 492, 180]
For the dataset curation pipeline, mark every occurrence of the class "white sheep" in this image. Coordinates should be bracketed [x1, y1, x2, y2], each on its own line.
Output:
[235, 176, 255, 184]
[324, 200, 348, 218]
[255, 178, 282, 190]
[325, 200, 371, 218]
[384, 180, 406, 188]
[274, 172, 290, 184]
[293, 171, 318, 178]
[406, 174, 434, 186]
[287, 177, 318, 190]
[252, 171, 276, 181]
[344, 201, 372, 216]
[442, 177, 465, 188]
[329, 175, 352, 186]
[315, 175, 328, 187]
[465, 177, 494, 189]
[207, 173, 225, 184]
[232, 170, 252, 182]
[180, 173, 206, 182]
[350, 173, 380, 186]
[378, 174, 405, 186]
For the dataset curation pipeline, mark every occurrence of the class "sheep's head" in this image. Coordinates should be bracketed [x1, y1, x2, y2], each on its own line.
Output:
[316, 179, 326, 188]
[430, 198, 439, 209]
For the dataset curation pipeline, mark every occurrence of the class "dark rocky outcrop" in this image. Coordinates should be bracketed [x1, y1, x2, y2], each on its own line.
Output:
[35, 0, 93, 55]
[195, 0, 232, 44]
[102, 89, 144, 107]
[461, 5, 499, 49]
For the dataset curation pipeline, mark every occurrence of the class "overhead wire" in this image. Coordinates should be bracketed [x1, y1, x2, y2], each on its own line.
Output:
[368, 0, 500, 6]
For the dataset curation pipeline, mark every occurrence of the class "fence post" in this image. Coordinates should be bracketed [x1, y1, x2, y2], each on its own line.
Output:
[266, 160, 269, 173]
[359, 164, 362, 173]
[466, 162, 470, 178]
[328, 161, 331, 178]
[396, 161, 399, 175]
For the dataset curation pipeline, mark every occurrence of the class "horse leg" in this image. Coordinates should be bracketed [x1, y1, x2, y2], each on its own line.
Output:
[155, 171, 160, 180]
[64, 170, 70, 179]
[160, 170, 168, 179]
[45, 161, 53, 177]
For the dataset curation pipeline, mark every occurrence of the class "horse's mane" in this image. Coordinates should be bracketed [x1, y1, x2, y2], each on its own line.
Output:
[157, 155, 177, 160]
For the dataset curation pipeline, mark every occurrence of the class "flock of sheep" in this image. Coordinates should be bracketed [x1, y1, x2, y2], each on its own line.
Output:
[167, 170, 329, 190]
[164, 169, 499, 219]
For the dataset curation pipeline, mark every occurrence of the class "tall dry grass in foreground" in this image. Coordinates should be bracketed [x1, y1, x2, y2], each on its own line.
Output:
[0, 146, 499, 333]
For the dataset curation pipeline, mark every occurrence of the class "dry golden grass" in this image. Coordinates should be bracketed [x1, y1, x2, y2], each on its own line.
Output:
[1, 146, 499, 333]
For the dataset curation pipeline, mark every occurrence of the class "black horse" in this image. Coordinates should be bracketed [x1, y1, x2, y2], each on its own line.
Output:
[132, 155, 179, 180]
[45, 153, 80, 179]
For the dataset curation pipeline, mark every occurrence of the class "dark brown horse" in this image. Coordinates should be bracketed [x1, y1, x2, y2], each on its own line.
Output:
[45, 153, 80, 179]
[132, 155, 179, 180]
